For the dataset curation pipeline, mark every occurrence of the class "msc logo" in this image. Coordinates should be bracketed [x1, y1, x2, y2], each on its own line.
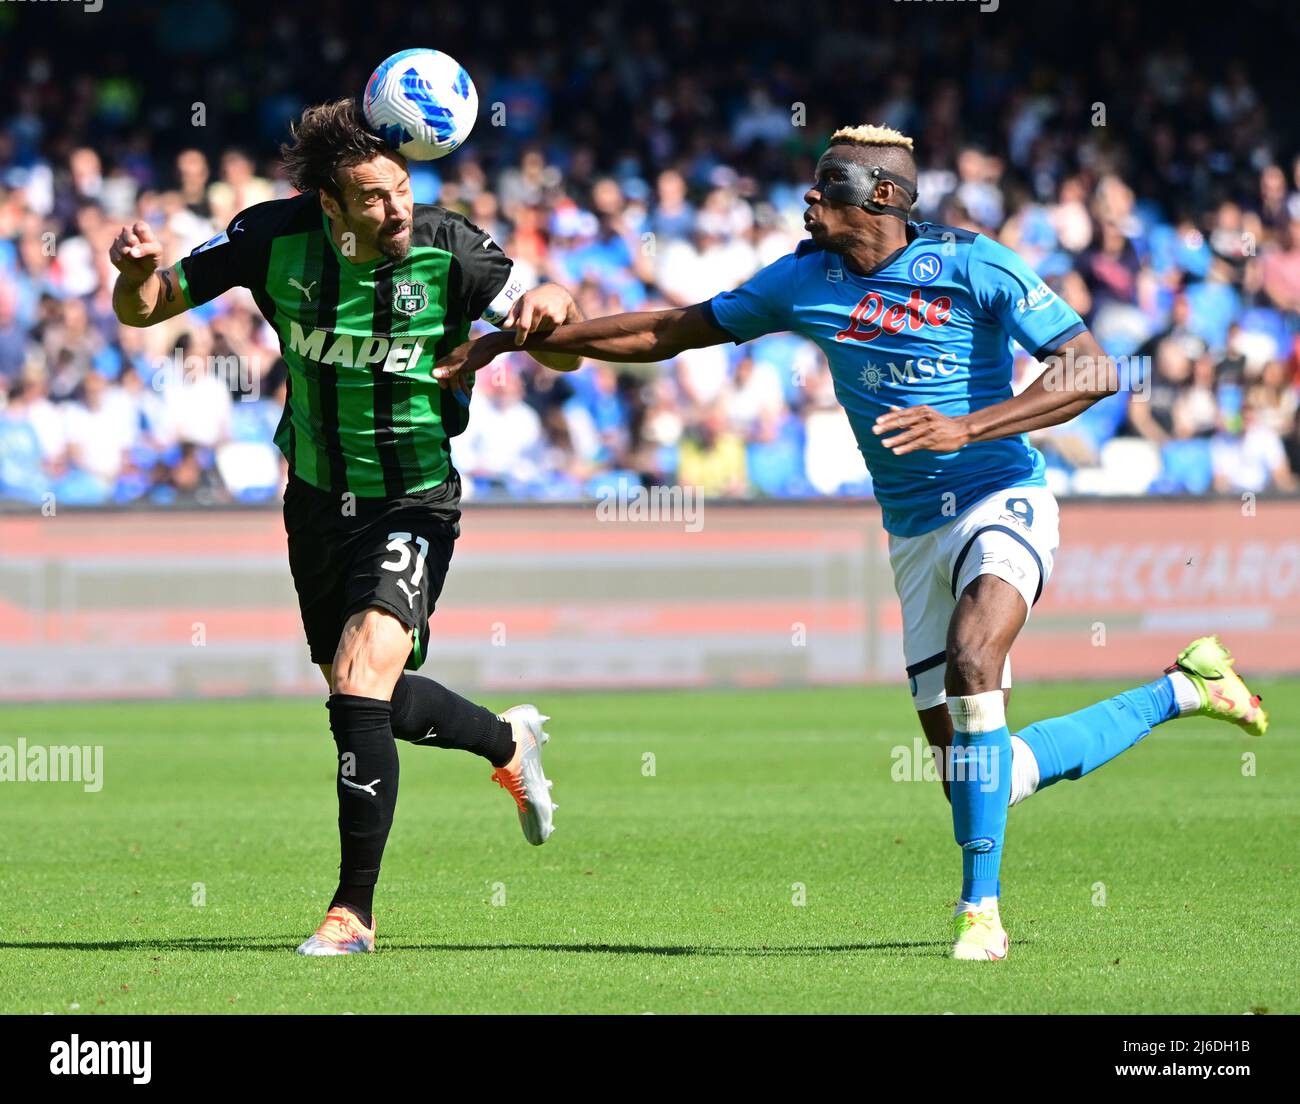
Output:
[859, 354, 961, 390]
[836, 290, 953, 343]
[1015, 282, 1057, 313]
[859, 363, 885, 391]
[909, 253, 942, 284]
[288, 322, 426, 372]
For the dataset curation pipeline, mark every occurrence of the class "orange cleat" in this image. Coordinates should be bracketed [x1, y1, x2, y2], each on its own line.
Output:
[295, 905, 376, 956]
[490, 704, 556, 845]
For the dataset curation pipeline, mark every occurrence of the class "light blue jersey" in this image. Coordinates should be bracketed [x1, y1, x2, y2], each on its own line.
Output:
[706, 223, 1085, 536]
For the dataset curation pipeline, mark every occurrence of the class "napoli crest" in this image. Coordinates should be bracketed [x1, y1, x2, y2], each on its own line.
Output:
[909, 254, 942, 285]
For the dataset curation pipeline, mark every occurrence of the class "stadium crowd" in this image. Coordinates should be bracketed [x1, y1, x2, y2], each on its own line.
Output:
[2, 1, 1299, 505]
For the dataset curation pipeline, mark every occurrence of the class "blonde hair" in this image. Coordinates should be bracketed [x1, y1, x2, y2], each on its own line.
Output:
[828, 124, 914, 150]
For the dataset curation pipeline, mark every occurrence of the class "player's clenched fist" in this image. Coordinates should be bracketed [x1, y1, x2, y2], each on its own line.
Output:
[109, 221, 163, 283]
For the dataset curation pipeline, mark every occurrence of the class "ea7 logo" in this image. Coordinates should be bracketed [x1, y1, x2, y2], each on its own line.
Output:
[836, 290, 952, 343]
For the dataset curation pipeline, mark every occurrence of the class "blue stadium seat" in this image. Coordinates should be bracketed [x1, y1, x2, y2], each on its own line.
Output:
[1237, 306, 1289, 355]
[53, 469, 111, 506]
[230, 399, 277, 442]
[0, 419, 47, 503]
[583, 470, 642, 500]
[747, 417, 808, 497]
[112, 471, 152, 503]
[232, 485, 279, 504]
[1184, 281, 1240, 350]
[1072, 389, 1131, 452]
[1153, 439, 1214, 495]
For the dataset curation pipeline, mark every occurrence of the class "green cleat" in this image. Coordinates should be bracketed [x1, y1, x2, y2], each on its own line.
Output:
[951, 905, 1009, 961]
[1166, 635, 1268, 737]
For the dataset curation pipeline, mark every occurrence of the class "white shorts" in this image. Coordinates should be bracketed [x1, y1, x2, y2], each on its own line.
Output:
[887, 485, 1060, 710]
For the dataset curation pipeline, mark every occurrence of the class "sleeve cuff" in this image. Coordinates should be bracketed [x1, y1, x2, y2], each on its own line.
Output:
[175, 259, 197, 309]
[699, 298, 742, 344]
[1031, 320, 1086, 359]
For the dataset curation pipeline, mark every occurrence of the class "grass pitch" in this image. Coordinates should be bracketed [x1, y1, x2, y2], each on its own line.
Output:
[1, 682, 1295, 1014]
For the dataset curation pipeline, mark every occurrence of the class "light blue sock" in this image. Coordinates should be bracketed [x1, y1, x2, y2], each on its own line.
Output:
[948, 691, 1012, 903]
[1016, 677, 1178, 789]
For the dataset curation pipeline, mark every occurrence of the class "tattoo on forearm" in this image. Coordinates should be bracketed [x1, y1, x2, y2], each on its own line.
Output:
[159, 270, 175, 303]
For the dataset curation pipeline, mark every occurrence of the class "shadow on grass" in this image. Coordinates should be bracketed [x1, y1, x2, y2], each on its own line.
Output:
[0, 937, 949, 957]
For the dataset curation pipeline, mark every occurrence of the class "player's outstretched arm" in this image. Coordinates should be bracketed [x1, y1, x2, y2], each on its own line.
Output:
[110, 221, 190, 328]
[501, 282, 585, 372]
[872, 329, 1119, 456]
[434, 303, 728, 390]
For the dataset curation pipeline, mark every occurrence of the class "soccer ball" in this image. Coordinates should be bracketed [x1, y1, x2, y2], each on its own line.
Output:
[362, 48, 479, 161]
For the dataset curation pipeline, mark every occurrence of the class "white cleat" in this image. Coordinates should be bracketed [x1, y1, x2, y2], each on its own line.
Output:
[491, 705, 556, 845]
[951, 904, 1009, 961]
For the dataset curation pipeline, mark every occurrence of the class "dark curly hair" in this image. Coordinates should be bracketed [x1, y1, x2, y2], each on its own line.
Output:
[279, 97, 400, 199]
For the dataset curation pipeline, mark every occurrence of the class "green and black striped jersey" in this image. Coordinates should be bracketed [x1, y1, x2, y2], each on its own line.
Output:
[177, 193, 518, 498]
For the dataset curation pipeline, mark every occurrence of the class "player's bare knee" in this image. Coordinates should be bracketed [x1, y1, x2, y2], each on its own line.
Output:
[945, 638, 1003, 696]
[332, 659, 401, 700]
[331, 608, 410, 699]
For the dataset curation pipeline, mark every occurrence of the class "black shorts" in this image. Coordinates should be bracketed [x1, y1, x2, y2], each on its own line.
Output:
[282, 471, 462, 670]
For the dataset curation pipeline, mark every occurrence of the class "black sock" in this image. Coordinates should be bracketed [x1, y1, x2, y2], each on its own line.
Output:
[326, 693, 398, 928]
[330, 884, 374, 929]
[389, 674, 516, 767]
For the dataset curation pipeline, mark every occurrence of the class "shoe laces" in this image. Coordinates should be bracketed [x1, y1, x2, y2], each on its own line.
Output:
[491, 765, 529, 812]
[956, 908, 999, 935]
[317, 906, 366, 941]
